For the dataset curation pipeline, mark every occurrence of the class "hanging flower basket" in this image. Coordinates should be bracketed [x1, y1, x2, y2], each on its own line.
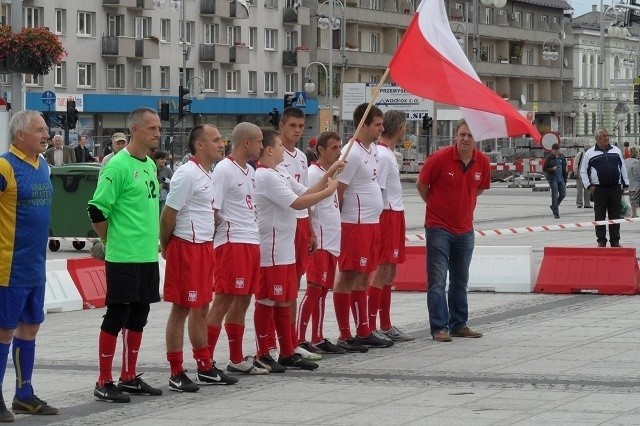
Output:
[0, 25, 67, 75]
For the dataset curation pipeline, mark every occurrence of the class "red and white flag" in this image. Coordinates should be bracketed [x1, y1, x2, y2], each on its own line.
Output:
[389, 0, 541, 142]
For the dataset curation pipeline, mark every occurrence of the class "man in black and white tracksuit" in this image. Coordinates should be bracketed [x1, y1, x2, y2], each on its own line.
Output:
[579, 128, 629, 247]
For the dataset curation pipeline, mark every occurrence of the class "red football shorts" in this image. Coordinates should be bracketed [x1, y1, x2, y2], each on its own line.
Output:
[338, 223, 380, 274]
[306, 249, 337, 289]
[294, 217, 312, 277]
[214, 243, 259, 295]
[257, 264, 298, 302]
[163, 237, 214, 308]
[377, 210, 406, 264]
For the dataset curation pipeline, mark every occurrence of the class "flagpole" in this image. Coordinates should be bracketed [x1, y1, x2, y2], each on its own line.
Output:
[340, 67, 391, 160]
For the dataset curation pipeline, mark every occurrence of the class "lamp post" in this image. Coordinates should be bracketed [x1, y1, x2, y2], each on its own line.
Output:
[305, 62, 331, 131]
[186, 76, 206, 101]
[599, 3, 627, 129]
[614, 101, 629, 146]
[317, 0, 346, 129]
[560, 101, 576, 137]
[451, 22, 468, 57]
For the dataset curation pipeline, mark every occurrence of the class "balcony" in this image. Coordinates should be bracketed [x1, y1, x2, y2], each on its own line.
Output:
[102, 0, 154, 8]
[283, 6, 310, 26]
[201, 0, 215, 15]
[199, 43, 249, 64]
[345, 6, 411, 28]
[282, 49, 310, 68]
[101, 36, 159, 59]
[476, 61, 570, 80]
[217, 0, 249, 19]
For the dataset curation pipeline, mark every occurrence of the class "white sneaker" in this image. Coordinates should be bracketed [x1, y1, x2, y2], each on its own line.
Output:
[227, 356, 269, 375]
[294, 345, 322, 361]
[269, 348, 279, 360]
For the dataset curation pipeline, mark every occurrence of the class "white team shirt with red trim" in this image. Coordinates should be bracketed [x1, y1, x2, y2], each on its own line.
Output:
[280, 147, 309, 219]
[377, 144, 404, 211]
[164, 159, 215, 243]
[255, 165, 307, 266]
[308, 163, 341, 257]
[212, 157, 259, 248]
[338, 141, 383, 224]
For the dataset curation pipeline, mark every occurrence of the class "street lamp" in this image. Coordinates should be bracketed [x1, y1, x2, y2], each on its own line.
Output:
[317, 0, 346, 124]
[451, 22, 468, 57]
[614, 101, 629, 145]
[187, 76, 206, 101]
[542, 38, 560, 61]
[560, 101, 576, 137]
[305, 61, 330, 108]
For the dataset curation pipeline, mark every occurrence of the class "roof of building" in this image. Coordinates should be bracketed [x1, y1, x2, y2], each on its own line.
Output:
[516, 0, 572, 11]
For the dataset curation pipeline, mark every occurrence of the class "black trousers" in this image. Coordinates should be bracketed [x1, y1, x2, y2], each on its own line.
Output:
[593, 186, 622, 245]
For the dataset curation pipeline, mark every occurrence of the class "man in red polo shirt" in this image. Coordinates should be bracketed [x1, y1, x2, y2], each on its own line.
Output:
[416, 118, 490, 343]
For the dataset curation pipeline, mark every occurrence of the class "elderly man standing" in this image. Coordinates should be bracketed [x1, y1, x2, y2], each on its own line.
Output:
[44, 134, 76, 166]
[101, 133, 128, 168]
[0, 110, 59, 420]
[580, 129, 629, 247]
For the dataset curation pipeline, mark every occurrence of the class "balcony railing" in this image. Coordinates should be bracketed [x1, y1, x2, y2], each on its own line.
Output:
[201, 0, 215, 14]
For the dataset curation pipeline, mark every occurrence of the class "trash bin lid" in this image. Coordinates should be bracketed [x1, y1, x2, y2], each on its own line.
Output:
[49, 163, 102, 176]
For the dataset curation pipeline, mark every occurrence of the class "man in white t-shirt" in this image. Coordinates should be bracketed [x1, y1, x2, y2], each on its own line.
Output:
[369, 110, 414, 343]
[296, 131, 346, 354]
[203, 122, 268, 377]
[334, 103, 393, 352]
[253, 129, 342, 372]
[160, 124, 236, 392]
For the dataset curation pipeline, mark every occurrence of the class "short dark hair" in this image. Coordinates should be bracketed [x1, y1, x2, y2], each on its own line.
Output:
[187, 124, 217, 155]
[316, 131, 340, 151]
[353, 103, 383, 126]
[260, 128, 280, 158]
[281, 107, 305, 123]
[624, 141, 630, 147]
[551, 143, 560, 150]
[153, 150, 167, 160]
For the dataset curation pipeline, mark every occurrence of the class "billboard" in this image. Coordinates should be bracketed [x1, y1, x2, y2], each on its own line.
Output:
[341, 83, 434, 121]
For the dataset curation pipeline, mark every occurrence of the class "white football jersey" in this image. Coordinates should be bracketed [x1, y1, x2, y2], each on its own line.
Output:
[338, 141, 383, 224]
[280, 147, 309, 219]
[377, 143, 404, 211]
[308, 163, 341, 257]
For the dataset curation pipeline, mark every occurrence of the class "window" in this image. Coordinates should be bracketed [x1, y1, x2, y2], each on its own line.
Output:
[107, 14, 124, 37]
[24, 74, 42, 86]
[134, 17, 151, 40]
[285, 0, 296, 6]
[285, 31, 297, 51]
[265, 29, 277, 50]
[514, 11, 522, 25]
[455, 3, 463, 11]
[203, 69, 218, 92]
[160, 66, 170, 90]
[249, 27, 257, 49]
[226, 70, 240, 92]
[180, 20, 195, 44]
[369, 74, 379, 83]
[525, 48, 534, 65]
[77, 63, 94, 88]
[591, 112, 596, 133]
[264, 72, 277, 93]
[541, 15, 547, 22]
[55, 9, 65, 35]
[54, 63, 65, 87]
[179, 68, 194, 86]
[370, 33, 380, 53]
[204, 24, 219, 44]
[525, 13, 533, 30]
[485, 7, 493, 24]
[77, 11, 94, 36]
[0, 74, 7, 85]
[265, 0, 278, 9]
[107, 64, 125, 89]
[161, 19, 171, 42]
[526, 83, 534, 102]
[285, 73, 298, 93]
[0, 4, 9, 26]
[23, 7, 41, 28]
[369, 0, 380, 9]
[248, 71, 258, 93]
[227, 26, 241, 45]
[134, 65, 151, 90]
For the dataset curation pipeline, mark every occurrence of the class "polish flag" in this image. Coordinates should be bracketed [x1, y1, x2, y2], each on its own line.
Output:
[389, 0, 541, 142]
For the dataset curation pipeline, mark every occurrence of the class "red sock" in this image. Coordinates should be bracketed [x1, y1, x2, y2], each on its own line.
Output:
[207, 325, 222, 361]
[367, 286, 383, 332]
[98, 330, 117, 386]
[350, 290, 370, 338]
[120, 329, 142, 381]
[254, 302, 273, 357]
[192, 346, 211, 372]
[333, 292, 352, 340]
[225, 323, 245, 364]
[274, 306, 294, 358]
[311, 288, 328, 344]
[167, 351, 184, 376]
[267, 317, 277, 351]
[297, 285, 322, 344]
[379, 285, 393, 331]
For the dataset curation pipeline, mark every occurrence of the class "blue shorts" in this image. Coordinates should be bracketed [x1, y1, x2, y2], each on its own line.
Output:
[0, 286, 45, 329]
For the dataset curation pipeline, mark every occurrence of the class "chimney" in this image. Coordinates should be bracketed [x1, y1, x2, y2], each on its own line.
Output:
[592, 5, 598, 12]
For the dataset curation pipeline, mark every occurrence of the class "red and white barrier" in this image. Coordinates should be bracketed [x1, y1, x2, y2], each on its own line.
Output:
[44, 260, 84, 313]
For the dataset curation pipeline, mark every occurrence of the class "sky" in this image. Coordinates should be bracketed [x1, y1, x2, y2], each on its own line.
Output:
[568, 0, 614, 17]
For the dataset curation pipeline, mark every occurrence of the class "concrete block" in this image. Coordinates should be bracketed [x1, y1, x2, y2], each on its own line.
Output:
[44, 259, 84, 313]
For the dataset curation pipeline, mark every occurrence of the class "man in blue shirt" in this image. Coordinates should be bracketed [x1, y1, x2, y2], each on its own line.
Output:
[0, 110, 59, 420]
[543, 143, 567, 219]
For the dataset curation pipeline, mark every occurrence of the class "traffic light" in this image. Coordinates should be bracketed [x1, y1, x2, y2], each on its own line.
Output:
[422, 113, 432, 131]
[160, 102, 170, 121]
[178, 85, 192, 119]
[268, 108, 280, 129]
[66, 99, 79, 130]
[283, 93, 298, 110]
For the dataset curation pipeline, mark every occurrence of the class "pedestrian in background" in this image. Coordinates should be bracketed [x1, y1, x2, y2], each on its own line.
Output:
[0, 110, 59, 420]
[624, 145, 640, 218]
[45, 134, 76, 166]
[154, 150, 173, 214]
[101, 133, 128, 169]
[74, 135, 95, 163]
[580, 128, 629, 247]
[543, 143, 567, 219]
[574, 144, 592, 208]
[416, 118, 490, 343]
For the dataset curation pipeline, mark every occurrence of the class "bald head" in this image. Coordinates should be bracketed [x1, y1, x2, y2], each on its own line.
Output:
[232, 122, 261, 148]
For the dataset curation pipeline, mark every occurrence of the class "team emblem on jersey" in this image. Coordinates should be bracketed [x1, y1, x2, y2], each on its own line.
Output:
[133, 171, 139, 179]
[393, 249, 399, 258]
[273, 285, 283, 296]
[188, 291, 197, 302]
[474, 172, 481, 181]
[360, 257, 368, 267]
[235, 278, 245, 288]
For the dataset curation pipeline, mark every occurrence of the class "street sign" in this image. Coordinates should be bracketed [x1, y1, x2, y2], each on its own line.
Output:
[41, 91, 56, 107]
[294, 91, 306, 108]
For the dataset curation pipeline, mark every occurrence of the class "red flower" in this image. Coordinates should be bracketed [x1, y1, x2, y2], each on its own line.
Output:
[0, 25, 67, 75]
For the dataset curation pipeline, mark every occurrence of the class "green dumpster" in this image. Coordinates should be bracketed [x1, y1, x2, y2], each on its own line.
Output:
[49, 163, 101, 251]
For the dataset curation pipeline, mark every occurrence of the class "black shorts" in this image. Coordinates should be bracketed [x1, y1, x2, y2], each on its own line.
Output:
[105, 262, 161, 305]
